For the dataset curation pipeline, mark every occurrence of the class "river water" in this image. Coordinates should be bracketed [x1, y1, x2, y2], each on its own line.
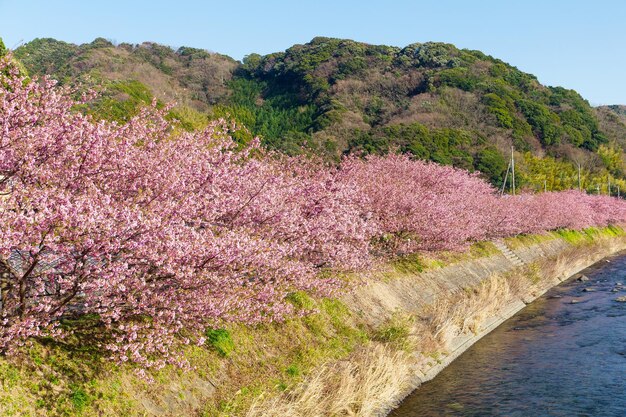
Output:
[390, 252, 626, 417]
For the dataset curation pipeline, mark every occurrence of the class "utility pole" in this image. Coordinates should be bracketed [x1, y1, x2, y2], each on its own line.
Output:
[511, 146, 516, 196]
[597, 185, 600, 195]
[577, 162, 581, 191]
[608, 176, 612, 196]
[544, 179, 547, 192]
[500, 159, 511, 196]
[618, 186, 621, 198]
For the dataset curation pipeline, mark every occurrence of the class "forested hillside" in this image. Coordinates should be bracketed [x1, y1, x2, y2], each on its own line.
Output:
[13, 36, 626, 191]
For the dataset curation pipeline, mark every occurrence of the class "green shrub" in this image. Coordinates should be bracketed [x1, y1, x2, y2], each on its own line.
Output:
[437, 67, 479, 91]
[86, 80, 156, 123]
[476, 147, 507, 185]
[517, 99, 563, 146]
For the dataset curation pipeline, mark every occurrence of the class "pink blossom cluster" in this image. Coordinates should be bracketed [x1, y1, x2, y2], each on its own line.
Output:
[1, 56, 626, 368]
[488, 190, 626, 236]
[338, 154, 495, 252]
[341, 155, 626, 251]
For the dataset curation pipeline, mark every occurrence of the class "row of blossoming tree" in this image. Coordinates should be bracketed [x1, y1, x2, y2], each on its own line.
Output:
[1, 56, 626, 369]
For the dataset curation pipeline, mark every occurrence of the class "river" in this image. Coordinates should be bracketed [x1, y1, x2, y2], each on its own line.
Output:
[390, 251, 626, 417]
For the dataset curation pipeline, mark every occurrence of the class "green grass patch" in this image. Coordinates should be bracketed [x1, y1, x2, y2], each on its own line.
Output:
[597, 224, 625, 237]
[196, 296, 369, 415]
[391, 241, 500, 278]
[392, 253, 426, 274]
[285, 364, 300, 377]
[205, 328, 236, 358]
[550, 225, 624, 245]
[468, 241, 500, 258]
[553, 228, 592, 244]
[69, 384, 90, 412]
[285, 291, 316, 310]
[372, 314, 413, 350]
[505, 232, 555, 249]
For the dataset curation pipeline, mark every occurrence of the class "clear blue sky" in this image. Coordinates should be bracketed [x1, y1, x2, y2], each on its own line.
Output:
[1, 0, 625, 104]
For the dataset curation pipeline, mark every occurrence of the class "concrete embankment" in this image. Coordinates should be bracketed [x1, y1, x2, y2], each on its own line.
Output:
[246, 228, 626, 417]
[358, 231, 626, 416]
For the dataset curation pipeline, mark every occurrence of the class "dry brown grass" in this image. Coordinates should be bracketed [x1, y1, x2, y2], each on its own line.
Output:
[245, 344, 413, 417]
[421, 274, 519, 347]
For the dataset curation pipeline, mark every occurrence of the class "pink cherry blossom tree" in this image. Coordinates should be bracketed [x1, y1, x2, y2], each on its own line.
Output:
[339, 154, 496, 253]
[0, 56, 372, 368]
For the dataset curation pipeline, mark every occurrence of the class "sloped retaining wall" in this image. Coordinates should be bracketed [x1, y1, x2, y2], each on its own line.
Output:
[355, 234, 626, 416]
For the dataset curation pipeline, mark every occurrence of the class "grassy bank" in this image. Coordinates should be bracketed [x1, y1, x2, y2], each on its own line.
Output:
[1, 226, 624, 417]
